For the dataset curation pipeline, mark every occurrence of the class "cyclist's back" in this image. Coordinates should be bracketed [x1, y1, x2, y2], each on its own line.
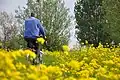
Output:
[24, 17, 39, 38]
[24, 13, 45, 54]
[24, 14, 45, 38]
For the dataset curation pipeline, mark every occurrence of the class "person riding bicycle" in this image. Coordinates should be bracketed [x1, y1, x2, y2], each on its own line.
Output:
[24, 13, 46, 55]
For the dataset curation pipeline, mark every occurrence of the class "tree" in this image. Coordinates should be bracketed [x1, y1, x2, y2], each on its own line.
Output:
[74, 0, 108, 47]
[15, 0, 71, 51]
[0, 11, 20, 49]
[102, 0, 120, 44]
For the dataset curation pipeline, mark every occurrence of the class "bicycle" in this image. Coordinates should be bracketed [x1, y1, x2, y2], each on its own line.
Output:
[25, 37, 46, 65]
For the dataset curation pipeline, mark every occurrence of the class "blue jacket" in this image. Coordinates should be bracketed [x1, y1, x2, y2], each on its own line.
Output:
[24, 17, 45, 38]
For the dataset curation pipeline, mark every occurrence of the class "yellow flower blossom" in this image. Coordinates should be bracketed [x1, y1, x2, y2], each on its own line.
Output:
[0, 45, 119, 80]
[65, 77, 76, 80]
[37, 37, 45, 44]
[24, 49, 36, 59]
[39, 75, 49, 80]
[62, 45, 70, 51]
[68, 60, 80, 70]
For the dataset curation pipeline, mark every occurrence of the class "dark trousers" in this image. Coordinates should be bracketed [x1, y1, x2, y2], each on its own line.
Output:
[24, 37, 39, 54]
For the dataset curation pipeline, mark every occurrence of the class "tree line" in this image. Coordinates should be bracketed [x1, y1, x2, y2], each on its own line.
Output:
[0, 0, 120, 50]
[75, 0, 120, 47]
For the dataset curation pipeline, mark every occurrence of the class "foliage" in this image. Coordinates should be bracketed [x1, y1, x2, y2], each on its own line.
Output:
[74, 0, 109, 47]
[0, 45, 120, 79]
[15, 0, 71, 51]
[102, 0, 120, 44]
[0, 11, 21, 49]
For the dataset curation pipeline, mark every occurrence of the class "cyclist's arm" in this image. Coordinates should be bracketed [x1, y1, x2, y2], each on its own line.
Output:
[37, 20, 46, 37]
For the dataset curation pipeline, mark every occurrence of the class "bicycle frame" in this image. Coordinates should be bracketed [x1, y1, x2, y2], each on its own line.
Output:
[26, 41, 44, 65]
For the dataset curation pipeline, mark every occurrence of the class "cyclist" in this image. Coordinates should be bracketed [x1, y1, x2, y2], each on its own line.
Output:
[24, 13, 46, 55]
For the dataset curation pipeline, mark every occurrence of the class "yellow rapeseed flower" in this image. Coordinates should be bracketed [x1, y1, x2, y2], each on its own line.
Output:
[39, 75, 49, 80]
[65, 77, 76, 80]
[27, 73, 38, 80]
[37, 37, 45, 44]
[24, 50, 36, 59]
[62, 45, 70, 51]
[64, 51, 69, 55]
[68, 60, 80, 70]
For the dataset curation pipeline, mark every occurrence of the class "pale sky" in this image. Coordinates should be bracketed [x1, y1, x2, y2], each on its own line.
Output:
[0, 0, 77, 48]
[0, 0, 75, 14]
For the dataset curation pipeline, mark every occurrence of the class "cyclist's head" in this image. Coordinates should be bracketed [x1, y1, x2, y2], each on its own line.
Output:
[31, 13, 35, 17]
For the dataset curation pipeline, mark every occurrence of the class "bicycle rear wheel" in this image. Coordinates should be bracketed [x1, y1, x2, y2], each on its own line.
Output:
[36, 50, 43, 64]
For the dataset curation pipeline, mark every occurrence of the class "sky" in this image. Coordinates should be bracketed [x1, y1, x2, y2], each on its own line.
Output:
[0, 0, 77, 48]
[0, 0, 75, 15]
